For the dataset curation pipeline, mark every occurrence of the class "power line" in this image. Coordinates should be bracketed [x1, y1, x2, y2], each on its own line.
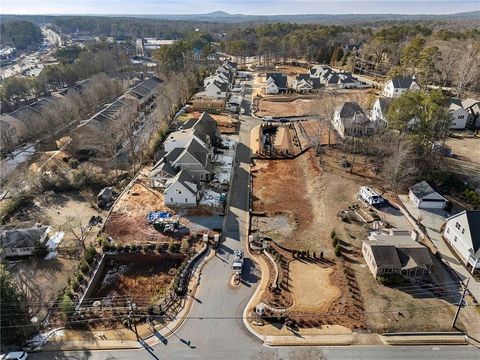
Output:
[1, 302, 474, 329]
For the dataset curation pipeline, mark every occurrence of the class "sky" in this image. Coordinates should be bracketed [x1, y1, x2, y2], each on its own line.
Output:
[1, 0, 479, 15]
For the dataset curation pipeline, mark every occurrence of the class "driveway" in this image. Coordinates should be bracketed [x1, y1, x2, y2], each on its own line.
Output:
[399, 195, 480, 301]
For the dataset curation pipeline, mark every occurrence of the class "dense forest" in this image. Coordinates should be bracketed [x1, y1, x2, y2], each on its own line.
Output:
[0, 20, 43, 50]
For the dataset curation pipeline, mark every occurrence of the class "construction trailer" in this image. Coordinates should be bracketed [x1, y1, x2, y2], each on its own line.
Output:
[359, 186, 385, 205]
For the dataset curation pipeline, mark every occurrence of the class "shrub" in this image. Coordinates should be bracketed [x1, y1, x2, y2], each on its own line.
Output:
[332, 237, 339, 247]
[70, 278, 80, 292]
[101, 239, 110, 251]
[330, 230, 336, 239]
[60, 294, 74, 314]
[130, 244, 138, 252]
[143, 244, 150, 252]
[76, 273, 84, 283]
[156, 243, 163, 253]
[84, 246, 97, 264]
[122, 319, 130, 328]
[32, 241, 49, 258]
[169, 241, 179, 253]
[97, 237, 104, 246]
[334, 244, 342, 257]
[79, 260, 90, 275]
[68, 158, 80, 169]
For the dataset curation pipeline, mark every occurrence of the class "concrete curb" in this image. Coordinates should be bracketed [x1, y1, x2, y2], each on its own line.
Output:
[41, 340, 142, 351]
[144, 246, 216, 346]
[383, 334, 468, 345]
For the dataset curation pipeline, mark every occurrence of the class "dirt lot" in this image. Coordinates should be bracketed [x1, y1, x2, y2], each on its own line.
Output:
[104, 167, 175, 245]
[257, 90, 375, 118]
[93, 256, 185, 305]
[445, 136, 480, 189]
[252, 147, 471, 332]
[252, 149, 362, 255]
[289, 261, 341, 313]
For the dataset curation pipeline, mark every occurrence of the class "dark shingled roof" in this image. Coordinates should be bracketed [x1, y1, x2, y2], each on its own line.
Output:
[397, 246, 433, 269]
[165, 147, 184, 163]
[181, 119, 197, 130]
[409, 180, 441, 200]
[266, 72, 288, 89]
[465, 211, 480, 253]
[128, 76, 163, 100]
[390, 76, 416, 89]
[370, 244, 402, 268]
[338, 102, 364, 118]
[378, 97, 393, 114]
[0, 226, 49, 249]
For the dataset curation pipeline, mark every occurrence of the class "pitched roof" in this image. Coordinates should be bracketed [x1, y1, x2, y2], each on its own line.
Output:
[150, 158, 179, 178]
[465, 211, 480, 253]
[377, 97, 393, 114]
[165, 170, 197, 195]
[462, 98, 480, 110]
[165, 147, 184, 163]
[397, 246, 433, 269]
[210, 80, 229, 92]
[368, 243, 402, 268]
[337, 102, 364, 118]
[389, 76, 417, 89]
[0, 226, 49, 249]
[266, 73, 288, 89]
[409, 180, 444, 200]
[127, 76, 163, 100]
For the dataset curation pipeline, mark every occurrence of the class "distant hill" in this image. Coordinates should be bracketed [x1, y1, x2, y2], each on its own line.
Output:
[119, 10, 480, 24]
[2, 10, 479, 25]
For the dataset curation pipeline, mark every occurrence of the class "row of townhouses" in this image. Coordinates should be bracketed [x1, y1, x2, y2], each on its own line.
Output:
[265, 65, 369, 95]
[198, 60, 237, 100]
[149, 112, 221, 206]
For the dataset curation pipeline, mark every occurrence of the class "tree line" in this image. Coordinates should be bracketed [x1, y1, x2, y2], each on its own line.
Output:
[0, 20, 43, 50]
[1, 41, 132, 113]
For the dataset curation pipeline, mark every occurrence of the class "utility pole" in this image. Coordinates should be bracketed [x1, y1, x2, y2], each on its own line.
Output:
[452, 278, 469, 329]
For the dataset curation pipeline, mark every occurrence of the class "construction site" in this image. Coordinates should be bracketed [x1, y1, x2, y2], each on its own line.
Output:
[249, 146, 471, 334]
[251, 120, 335, 158]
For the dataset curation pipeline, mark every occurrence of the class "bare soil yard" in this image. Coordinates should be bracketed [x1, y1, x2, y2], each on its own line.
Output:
[257, 90, 374, 118]
[289, 261, 341, 313]
[93, 256, 185, 305]
[104, 168, 174, 244]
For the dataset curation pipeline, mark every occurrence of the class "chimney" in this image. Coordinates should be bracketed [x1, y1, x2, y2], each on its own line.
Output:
[411, 230, 418, 242]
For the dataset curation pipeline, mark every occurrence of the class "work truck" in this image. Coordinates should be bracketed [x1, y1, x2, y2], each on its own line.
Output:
[232, 250, 244, 275]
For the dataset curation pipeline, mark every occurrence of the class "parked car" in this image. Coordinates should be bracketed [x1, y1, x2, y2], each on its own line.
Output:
[1, 351, 28, 360]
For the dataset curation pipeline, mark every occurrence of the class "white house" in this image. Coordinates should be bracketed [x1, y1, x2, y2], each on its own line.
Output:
[265, 73, 288, 94]
[163, 170, 199, 206]
[443, 211, 480, 269]
[332, 102, 376, 138]
[382, 77, 420, 98]
[149, 159, 179, 188]
[204, 80, 228, 99]
[0, 226, 50, 258]
[448, 100, 469, 130]
[408, 180, 447, 209]
[371, 97, 393, 126]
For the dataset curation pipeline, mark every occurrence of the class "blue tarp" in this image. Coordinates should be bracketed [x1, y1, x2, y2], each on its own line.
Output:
[146, 211, 172, 224]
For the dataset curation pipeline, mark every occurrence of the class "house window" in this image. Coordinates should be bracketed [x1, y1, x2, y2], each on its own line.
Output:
[462, 228, 465, 234]
[170, 198, 173, 202]
[454, 236, 457, 242]
[447, 228, 450, 234]
[455, 222, 461, 230]
[458, 115, 465, 119]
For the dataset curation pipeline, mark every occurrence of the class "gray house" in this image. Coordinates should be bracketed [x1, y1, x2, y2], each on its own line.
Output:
[0, 226, 50, 258]
[167, 138, 212, 182]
